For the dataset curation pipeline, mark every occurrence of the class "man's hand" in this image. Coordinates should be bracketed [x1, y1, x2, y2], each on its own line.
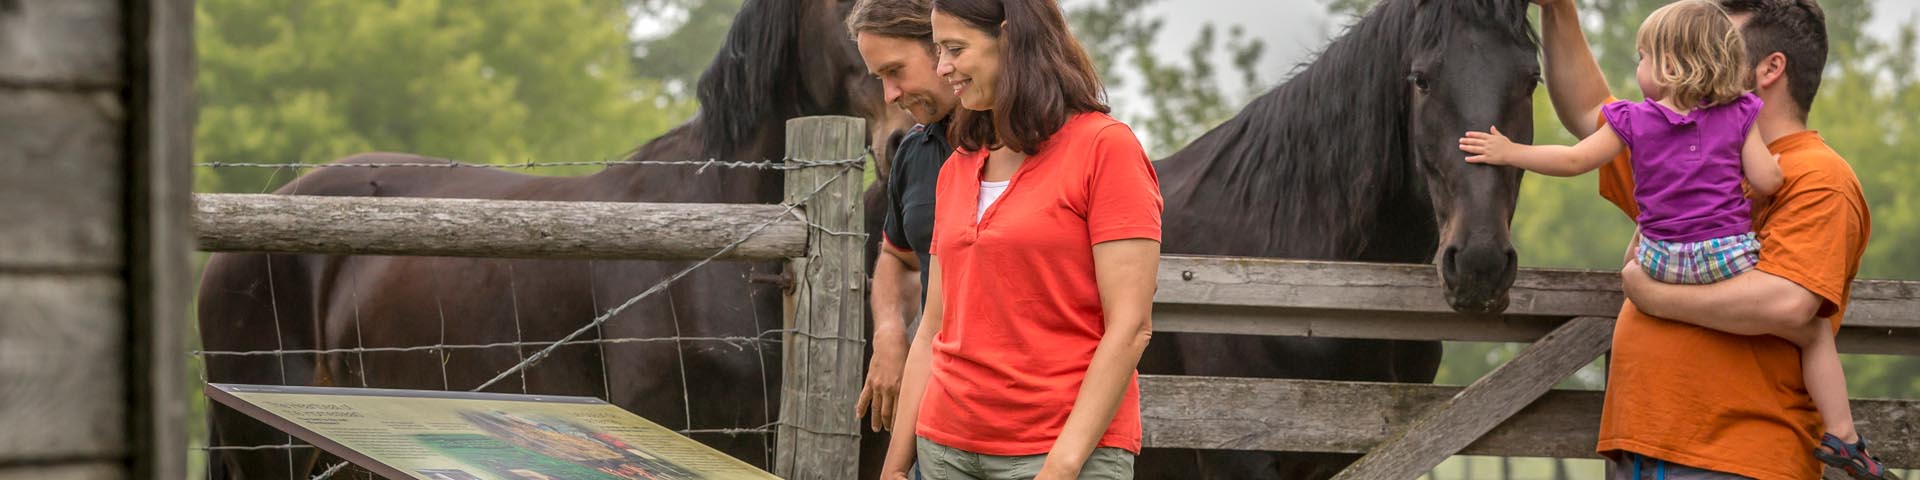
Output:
[1623, 230, 1642, 267]
[855, 327, 908, 432]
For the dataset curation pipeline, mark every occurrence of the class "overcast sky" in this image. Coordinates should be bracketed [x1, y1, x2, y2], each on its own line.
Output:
[1071, 0, 1920, 129]
[624, 0, 1918, 149]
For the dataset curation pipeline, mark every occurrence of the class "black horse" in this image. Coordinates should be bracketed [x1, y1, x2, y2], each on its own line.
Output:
[194, 0, 912, 476]
[1137, 0, 1539, 477]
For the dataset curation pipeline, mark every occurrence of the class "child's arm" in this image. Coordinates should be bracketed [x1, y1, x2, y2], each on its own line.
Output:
[1459, 124, 1626, 177]
[1740, 127, 1783, 197]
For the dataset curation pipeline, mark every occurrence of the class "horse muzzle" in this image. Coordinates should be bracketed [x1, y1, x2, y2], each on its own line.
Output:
[1438, 243, 1517, 314]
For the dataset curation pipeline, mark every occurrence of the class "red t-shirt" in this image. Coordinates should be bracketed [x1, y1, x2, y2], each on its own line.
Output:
[918, 112, 1161, 455]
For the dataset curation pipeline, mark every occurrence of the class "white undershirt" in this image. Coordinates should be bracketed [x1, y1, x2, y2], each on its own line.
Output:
[977, 180, 1010, 221]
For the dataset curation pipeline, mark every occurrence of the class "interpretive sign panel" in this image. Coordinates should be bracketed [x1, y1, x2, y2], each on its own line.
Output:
[206, 383, 779, 480]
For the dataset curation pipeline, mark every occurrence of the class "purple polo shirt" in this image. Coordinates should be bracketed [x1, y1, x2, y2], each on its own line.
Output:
[1603, 93, 1764, 243]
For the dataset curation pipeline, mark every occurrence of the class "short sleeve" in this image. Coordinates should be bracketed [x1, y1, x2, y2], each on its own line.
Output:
[1599, 100, 1638, 151]
[1595, 99, 1640, 219]
[1085, 124, 1163, 245]
[1733, 93, 1765, 135]
[1753, 186, 1867, 318]
[881, 146, 912, 252]
[927, 149, 975, 257]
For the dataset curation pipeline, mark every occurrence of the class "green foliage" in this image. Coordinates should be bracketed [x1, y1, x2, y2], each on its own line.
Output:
[627, 0, 744, 100]
[1067, 0, 1267, 157]
[195, 0, 694, 193]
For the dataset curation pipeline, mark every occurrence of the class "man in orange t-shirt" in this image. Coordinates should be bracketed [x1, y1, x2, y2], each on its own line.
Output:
[1535, 0, 1873, 479]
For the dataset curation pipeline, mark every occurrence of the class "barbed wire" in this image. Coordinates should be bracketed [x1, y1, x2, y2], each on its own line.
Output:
[193, 332, 783, 358]
[468, 163, 856, 392]
[193, 328, 867, 359]
[203, 162, 865, 479]
[196, 156, 867, 172]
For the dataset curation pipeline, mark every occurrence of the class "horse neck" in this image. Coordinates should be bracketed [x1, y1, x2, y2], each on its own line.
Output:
[595, 117, 788, 204]
[1162, 4, 1427, 256]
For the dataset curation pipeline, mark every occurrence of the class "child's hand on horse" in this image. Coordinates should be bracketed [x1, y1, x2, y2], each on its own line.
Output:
[1459, 126, 1516, 165]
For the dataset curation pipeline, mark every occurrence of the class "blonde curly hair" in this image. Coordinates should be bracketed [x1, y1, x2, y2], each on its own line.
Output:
[1637, 0, 1752, 108]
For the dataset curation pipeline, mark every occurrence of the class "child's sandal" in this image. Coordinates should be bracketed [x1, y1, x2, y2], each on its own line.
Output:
[1814, 433, 1901, 480]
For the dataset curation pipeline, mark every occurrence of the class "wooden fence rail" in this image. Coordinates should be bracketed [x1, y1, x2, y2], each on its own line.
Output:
[194, 194, 809, 261]
[1155, 255, 1920, 355]
[1138, 376, 1920, 466]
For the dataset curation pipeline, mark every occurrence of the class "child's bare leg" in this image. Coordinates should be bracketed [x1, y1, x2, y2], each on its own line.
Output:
[1785, 318, 1859, 442]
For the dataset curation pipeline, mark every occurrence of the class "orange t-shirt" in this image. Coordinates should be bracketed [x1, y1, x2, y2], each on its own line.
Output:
[1595, 122, 1871, 479]
[918, 112, 1161, 455]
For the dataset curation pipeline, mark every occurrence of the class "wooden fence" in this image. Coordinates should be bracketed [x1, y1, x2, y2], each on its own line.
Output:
[1144, 256, 1920, 478]
[187, 116, 870, 479]
[186, 116, 1920, 479]
[0, 1, 194, 479]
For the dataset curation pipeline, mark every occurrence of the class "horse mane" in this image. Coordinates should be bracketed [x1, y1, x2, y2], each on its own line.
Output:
[1159, 0, 1533, 257]
[690, 0, 806, 158]
[1409, 0, 1537, 50]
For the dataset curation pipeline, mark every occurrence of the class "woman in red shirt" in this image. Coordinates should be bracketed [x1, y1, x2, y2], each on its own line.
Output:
[878, 0, 1162, 478]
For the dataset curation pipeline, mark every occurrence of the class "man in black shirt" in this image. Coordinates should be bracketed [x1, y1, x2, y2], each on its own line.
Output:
[847, 0, 959, 434]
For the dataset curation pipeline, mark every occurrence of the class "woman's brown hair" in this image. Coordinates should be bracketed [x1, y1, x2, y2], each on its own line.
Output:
[933, 0, 1109, 154]
[1637, 0, 1752, 108]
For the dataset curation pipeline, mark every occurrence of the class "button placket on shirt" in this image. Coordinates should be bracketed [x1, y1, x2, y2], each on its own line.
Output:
[974, 154, 1037, 232]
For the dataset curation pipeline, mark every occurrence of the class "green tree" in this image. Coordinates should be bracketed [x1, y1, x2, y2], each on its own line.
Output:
[626, 0, 745, 101]
[1067, 0, 1267, 157]
[195, 0, 694, 193]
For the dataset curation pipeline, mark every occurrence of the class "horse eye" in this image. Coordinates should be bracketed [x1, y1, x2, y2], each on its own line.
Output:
[1408, 73, 1431, 92]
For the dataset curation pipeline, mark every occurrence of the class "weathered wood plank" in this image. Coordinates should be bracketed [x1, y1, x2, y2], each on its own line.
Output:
[1155, 256, 1920, 339]
[194, 194, 809, 261]
[1138, 376, 1920, 467]
[0, 463, 124, 480]
[127, 0, 193, 477]
[0, 275, 126, 462]
[1153, 304, 1920, 355]
[1156, 256, 1623, 317]
[0, 90, 124, 270]
[775, 116, 867, 479]
[0, 0, 122, 88]
[1332, 316, 1615, 479]
[1153, 304, 1567, 342]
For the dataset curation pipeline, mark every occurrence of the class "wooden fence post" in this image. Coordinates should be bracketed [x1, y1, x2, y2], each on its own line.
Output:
[130, 0, 195, 478]
[0, 0, 191, 477]
[775, 116, 867, 479]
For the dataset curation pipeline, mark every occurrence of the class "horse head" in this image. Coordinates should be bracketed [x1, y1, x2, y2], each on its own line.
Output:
[1400, 0, 1538, 313]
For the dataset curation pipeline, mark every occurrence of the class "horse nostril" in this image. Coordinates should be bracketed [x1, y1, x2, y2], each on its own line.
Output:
[1440, 246, 1461, 285]
[1504, 247, 1518, 268]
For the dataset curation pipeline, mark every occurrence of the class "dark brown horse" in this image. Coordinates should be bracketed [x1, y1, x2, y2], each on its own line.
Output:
[1136, 0, 1539, 478]
[195, 0, 912, 476]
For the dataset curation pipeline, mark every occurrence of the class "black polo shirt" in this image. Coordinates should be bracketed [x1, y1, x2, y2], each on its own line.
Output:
[881, 118, 953, 307]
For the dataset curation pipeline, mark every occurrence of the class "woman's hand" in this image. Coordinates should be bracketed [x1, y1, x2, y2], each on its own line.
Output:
[1034, 460, 1081, 480]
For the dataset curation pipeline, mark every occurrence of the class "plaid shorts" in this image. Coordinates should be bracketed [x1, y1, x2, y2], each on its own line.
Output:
[1637, 232, 1761, 285]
